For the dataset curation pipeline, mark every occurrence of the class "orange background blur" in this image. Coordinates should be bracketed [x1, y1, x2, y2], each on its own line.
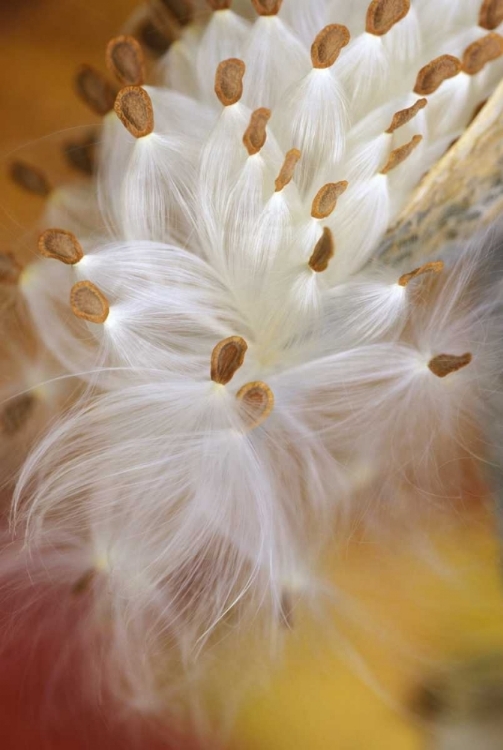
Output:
[0, 0, 137, 250]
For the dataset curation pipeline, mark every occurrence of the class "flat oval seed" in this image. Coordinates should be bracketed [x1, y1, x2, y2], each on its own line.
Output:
[0, 253, 22, 284]
[70, 281, 109, 324]
[106, 35, 145, 86]
[309, 227, 334, 273]
[10, 161, 51, 196]
[136, 18, 172, 56]
[398, 260, 444, 286]
[428, 353, 472, 378]
[381, 134, 422, 174]
[75, 65, 117, 116]
[366, 0, 410, 35]
[311, 24, 350, 69]
[215, 58, 246, 106]
[479, 0, 503, 29]
[243, 108, 271, 155]
[414, 55, 461, 96]
[275, 149, 301, 192]
[211, 336, 248, 385]
[311, 182, 348, 219]
[251, 0, 283, 14]
[236, 381, 274, 429]
[462, 33, 503, 75]
[386, 98, 427, 134]
[1, 394, 35, 435]
[38, 229, 84, 265]
[114, 86, 154, 138]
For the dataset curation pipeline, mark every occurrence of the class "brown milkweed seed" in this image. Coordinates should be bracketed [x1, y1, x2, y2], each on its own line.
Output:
[251, 0, 283, 15]
[106, 36, 145, 87]
[311, 182, 348, 219]
[10, 161, 51, 197]
[243, 108, 271, 155]
[366, 0, 410, 36]
[211, 336, 248, 385]
[275, 149, 301, 192]
[479, 0, 503, 30]
[1, 394, 35, 435]
[215, 58, 246, 106]
[462, 33, 503, 75]
[0, 253, 22, 284]
[428, 353, 472, 378]
[159, 0, 194, 25]
[386, 98, 427, 134]
[75, 64, 117, 116]
[311, 24, 350, 69]
[114, 86, 154, 138]
[414, 55, 461, 96]
[38, 229, 84, 265]
[309, 228, 334, 273]
[70, 281, 110, 324]
[380, 135, 422, 175]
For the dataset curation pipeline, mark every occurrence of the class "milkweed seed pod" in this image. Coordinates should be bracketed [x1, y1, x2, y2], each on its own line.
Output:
[5, 0, 503, 737]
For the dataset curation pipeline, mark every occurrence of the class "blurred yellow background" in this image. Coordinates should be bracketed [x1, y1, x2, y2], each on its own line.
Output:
[1, 3, 503, 749]
[234, 515, 503, 749]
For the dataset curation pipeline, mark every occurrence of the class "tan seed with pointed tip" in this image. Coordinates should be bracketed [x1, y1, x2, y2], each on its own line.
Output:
[70, 281, 110, 324]
[114, 86, 154, 138]
[211, 336, 248, 385]
[479, 0, 503, 29]
[208, 0, 232, 8]
[398, 260, 444, 286]
[215, 58, 246, 106]
[251, 0, 282, 15]
[1, 394, 35, 436]
[309, 227, 334, 273]
[428, 353, 472, 378]
[10, 161, 51, 197]
[243, 108, 271, 155]
[275, 149, 301, 192]
[75, 65, 117, 116]
[366, 0, 410, 35]
[311, 182, 348, 219]
[311, 24, 350, 69]
[160, 0, 193, 24]
[462, 33, 503, 75]
[386, 98, 427, 134]
[236, 381, 274, 429]
[106, 36, 145, 87]
[414, 55, 461, 96]
[0, 253, 22, 284]
[381, 135, 422, 174]
[38, 229, 84, 265]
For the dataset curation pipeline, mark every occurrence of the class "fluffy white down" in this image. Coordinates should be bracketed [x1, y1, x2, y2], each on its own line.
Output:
[6, 0, 503, 723]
